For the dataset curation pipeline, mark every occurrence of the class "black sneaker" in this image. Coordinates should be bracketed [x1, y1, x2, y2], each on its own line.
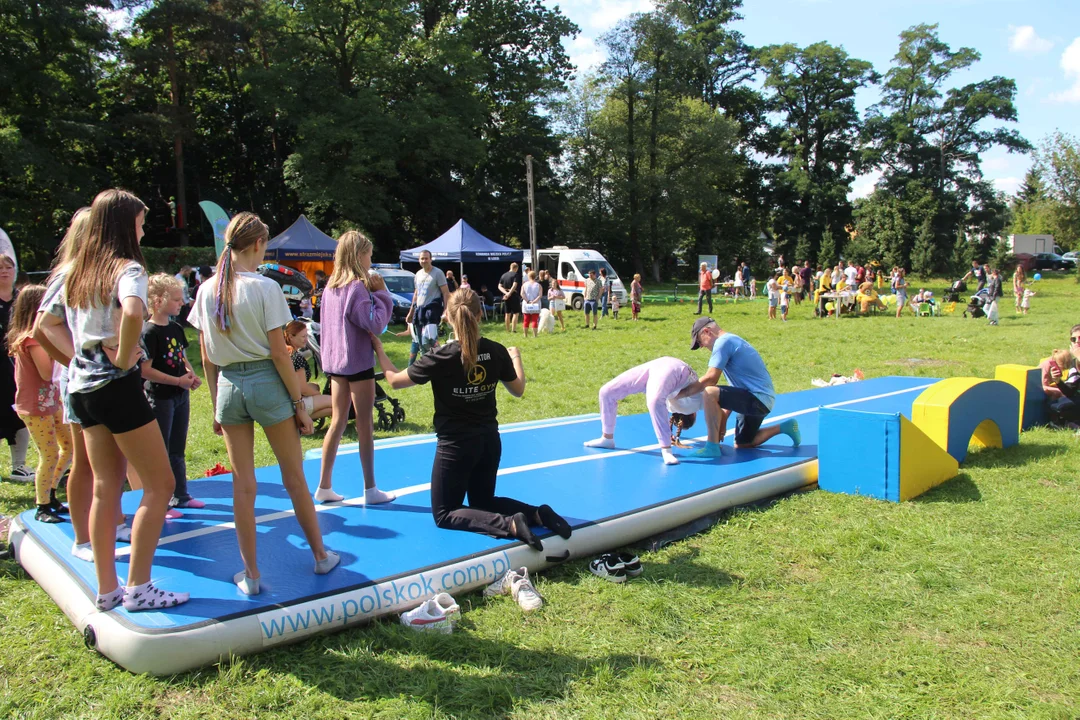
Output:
[608, 552, 643, 577]
[35, 505, 64, 524]
[589, 555, 627, 583]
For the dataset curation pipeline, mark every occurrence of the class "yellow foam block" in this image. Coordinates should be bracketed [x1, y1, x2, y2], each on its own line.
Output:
[911, 378, 1019, 463]
[994, 364, 1046, 432]
[898, 415, 960, 501]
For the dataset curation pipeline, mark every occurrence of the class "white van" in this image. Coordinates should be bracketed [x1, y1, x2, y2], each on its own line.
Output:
[529, 247, 627, 310]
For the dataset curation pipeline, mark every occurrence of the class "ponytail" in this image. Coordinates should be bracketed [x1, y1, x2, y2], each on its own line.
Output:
[445, 287, 481, 374]
[214, 212, 268, 333]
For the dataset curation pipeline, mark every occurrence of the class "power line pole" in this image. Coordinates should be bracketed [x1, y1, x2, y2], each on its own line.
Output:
[525, 155, 537, 270]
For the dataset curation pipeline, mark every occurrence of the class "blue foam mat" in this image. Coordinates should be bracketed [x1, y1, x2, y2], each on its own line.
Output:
[17, 376, 936, 632]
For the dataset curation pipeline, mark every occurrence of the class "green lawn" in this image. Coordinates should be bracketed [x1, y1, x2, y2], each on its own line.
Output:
[2, 276, 1079, 719]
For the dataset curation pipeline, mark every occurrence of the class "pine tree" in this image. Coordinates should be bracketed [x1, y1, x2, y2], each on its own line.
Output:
[794, 233, 812, 265]
[911, 217, 936, 276]
[951, 227, 972, 275]
[817, 226, 836, 268]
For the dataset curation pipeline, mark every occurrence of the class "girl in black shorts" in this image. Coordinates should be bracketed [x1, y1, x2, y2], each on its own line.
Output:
[39, 189, 188, 612]
[371, 288, 571, 549]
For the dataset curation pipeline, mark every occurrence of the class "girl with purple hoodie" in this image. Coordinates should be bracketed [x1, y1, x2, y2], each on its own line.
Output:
[316, 230, 395, 504]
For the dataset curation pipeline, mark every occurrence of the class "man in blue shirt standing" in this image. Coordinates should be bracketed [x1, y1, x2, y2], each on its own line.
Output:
[677, 317, 801, 456]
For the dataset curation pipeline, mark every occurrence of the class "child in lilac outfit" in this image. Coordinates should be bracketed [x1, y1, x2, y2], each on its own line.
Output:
[583, 357, 702, 465]
[316, 230, 395, 504]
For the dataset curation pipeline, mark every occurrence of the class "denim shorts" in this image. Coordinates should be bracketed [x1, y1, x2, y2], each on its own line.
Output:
[584, 300, 598, 314]
[217, 360, 294, 427]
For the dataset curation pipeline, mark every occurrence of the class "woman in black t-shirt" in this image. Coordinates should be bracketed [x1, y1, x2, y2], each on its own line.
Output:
[371, 287, 571, 549]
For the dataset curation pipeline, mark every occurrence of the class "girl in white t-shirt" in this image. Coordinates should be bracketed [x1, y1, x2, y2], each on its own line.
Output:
[189, 213, 339, 596]
[38, 189, 188, 612]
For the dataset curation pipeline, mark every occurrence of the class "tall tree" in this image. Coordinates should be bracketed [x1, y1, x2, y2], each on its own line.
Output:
[758, 41, 876, 261]
[1033, 131, 1080, 249]
[0, 0, 113, 263]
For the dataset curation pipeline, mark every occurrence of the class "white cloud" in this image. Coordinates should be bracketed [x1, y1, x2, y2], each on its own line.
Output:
[1008, 25, 1053, 54]
[568, 35, 606, 76]
[992, 176, 1023, 195]
[849, 170, 883, 201]
[586, 0, 653, 33]
[1049, 37, 1080, 103]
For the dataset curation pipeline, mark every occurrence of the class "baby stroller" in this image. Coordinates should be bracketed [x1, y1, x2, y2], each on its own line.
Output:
[944, 279, 967, 304]
[962, 289, 989, 319]
[298, 320, 406, 433]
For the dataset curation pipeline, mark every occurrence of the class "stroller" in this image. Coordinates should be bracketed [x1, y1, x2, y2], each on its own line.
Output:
[258, 265, 406, 432]
[962, 288, 990, 319]
[301, 319, 406, 432]
[944, 279, 967, 304]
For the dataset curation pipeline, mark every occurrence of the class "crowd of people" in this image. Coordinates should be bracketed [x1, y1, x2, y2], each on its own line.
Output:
[696, 256, 1035, 326]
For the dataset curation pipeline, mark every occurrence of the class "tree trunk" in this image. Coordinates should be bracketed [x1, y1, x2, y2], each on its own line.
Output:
[166, 23, 188, 244]
[648, 49, 662, 281]
[627, 86, 642, 276]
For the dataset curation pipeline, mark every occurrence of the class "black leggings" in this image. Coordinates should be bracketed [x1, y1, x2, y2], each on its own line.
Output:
[430, 430, 537, 539]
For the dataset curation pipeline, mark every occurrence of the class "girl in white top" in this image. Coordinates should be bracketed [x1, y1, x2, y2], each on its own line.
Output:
[189, 213, 338, 596]
[733, 267, 743, 304]
[39, 189, 188, 612]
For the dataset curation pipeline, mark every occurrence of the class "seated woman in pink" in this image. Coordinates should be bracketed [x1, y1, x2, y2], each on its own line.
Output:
[583, 357, 702, 465]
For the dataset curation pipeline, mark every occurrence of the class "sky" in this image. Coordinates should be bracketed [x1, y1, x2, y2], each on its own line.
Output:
[544, 0, 1080, 199]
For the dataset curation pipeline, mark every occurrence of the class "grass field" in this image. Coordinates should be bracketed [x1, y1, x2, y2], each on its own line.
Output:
[2, 275, 1079, 719]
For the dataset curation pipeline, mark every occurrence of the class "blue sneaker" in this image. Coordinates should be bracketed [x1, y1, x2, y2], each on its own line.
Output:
[779, 419, 801, 447]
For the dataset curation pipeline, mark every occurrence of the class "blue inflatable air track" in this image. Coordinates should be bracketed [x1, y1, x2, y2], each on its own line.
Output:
[10, 376, 938, 674]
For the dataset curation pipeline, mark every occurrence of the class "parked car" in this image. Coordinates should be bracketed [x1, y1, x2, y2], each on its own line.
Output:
[1063, 251, 1078, 261]
[1033, 252, 1075, 271]
[371, 264, 415, 324]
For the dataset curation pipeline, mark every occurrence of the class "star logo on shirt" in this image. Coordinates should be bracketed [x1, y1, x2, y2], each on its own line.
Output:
[467, 365, 487, 386]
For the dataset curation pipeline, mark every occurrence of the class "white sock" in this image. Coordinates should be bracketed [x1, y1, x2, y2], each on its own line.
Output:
[661, 448, 679, 465]
[584, 437, 615, 449]
[115, 524, 132, 543]
[123, 580, 190, 611]
[72, 541, 94, 562]
[314, 550, 341, 575]
[314, 486, 344, 503]
[10, 427, 29, 468]
[234, 570, 261, 596]
[364, 487, 394, 504]
[95, 585, 125, 611]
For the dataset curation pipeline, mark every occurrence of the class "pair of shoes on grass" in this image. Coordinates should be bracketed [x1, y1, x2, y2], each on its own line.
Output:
[484, 567, 543, 611]
[589, 552, 643, 583]
[400, 593, 461, 633]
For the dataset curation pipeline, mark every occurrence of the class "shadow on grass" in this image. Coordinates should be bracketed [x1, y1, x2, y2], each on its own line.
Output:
[973, 440, 1068, 466]
[222, 623, 658, 718]
[913, 473, 981, 503]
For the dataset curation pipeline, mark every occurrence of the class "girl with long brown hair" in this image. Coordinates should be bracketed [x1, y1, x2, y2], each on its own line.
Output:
[315, 230, 394, 504]
[189, 212, 339, 596]
[371, 287, 572, 555]
[38, 189, 188, 611]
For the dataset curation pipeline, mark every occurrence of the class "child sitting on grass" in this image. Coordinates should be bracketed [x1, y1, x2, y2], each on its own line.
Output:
[141, 273, 204, 511]
[9, 285, 72, 524]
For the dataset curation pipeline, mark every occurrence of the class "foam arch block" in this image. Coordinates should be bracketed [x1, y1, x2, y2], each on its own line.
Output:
[911, 378, 1019, 463]
[994, 364, 1046, 432]
[818, 408, 959, 502]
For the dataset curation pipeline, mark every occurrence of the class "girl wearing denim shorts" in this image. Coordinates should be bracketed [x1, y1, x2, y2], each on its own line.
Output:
[189, 212, 339, 596]
[38, 189, 188, 612]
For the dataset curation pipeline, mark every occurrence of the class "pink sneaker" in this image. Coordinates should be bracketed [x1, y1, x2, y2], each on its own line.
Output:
[177, 498, 206, 509]
[165, 508, 183, 520]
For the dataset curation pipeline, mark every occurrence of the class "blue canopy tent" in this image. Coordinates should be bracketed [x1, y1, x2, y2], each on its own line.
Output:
[265, 215, 337, 284]
[399, 220, 524, 296]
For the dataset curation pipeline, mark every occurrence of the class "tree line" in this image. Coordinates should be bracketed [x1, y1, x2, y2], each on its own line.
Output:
[2, 0, 1077, 279]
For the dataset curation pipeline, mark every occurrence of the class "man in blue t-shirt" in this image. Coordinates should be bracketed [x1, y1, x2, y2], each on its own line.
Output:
[676, 317, 801, 456]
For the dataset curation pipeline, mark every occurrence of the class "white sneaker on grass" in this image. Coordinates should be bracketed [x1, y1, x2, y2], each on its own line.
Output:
[400, 594, 459, 633]
[8, 465, 34, 483]
[485, 567, 543, 611]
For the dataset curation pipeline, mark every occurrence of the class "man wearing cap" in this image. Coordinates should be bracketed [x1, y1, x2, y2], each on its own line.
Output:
[677, 317, 801, 455]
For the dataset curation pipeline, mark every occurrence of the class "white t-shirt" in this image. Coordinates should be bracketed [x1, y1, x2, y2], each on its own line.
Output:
[188, 272, 292, 367]
[766, 278, 780, 299]
[844, 267, 858, 286]
[58, 262, 149, 393]
[414, 267, 447, 307]
[734, 270, 743, 287]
